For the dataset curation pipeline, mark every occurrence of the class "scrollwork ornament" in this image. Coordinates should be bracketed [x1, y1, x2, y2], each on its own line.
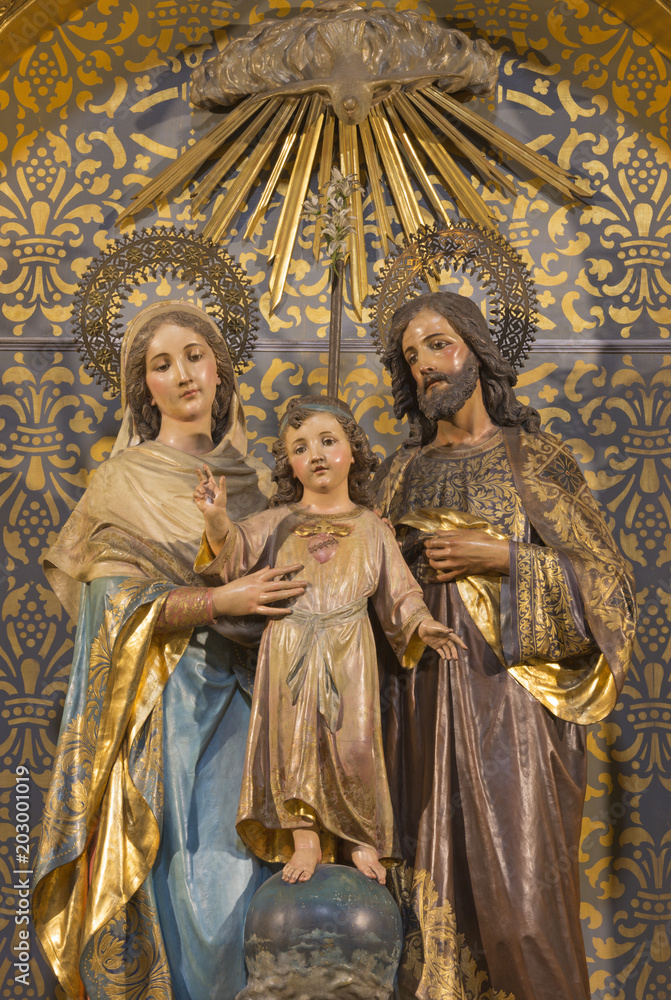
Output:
[370, 222, 538, 374]
[70, 227, 260, 395]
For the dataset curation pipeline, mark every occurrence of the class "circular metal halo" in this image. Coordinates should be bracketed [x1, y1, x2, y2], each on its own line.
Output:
[70, 227, 260, 395]
[370, 222, 538, 373]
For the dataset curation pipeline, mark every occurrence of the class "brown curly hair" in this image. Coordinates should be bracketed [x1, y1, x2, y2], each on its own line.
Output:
[124, 310, 235, 443]
[270, 395, 379, 508]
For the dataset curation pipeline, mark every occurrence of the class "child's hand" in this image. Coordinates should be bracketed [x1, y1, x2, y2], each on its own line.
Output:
[417, 619, 467, 662]
[193, 463, 230, 553]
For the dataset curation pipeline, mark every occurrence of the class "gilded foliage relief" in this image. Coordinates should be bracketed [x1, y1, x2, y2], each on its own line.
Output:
[0, 0, 669, 998]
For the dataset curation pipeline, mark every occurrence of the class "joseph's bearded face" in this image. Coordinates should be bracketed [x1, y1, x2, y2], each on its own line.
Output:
[401, 309, 480, 421]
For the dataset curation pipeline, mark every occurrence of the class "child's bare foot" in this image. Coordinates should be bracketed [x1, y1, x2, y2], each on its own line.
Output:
[282, 827, 322, 883]
[351, 845, 386, 884]
[282, 845, 322, 883]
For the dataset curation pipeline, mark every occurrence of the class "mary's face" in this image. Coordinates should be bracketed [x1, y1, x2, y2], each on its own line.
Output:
[144, 323, 220, 425]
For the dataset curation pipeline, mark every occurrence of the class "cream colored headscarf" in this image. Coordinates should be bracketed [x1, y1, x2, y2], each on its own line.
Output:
[44, 301, 273, 619]
[111, 299, 251, 455]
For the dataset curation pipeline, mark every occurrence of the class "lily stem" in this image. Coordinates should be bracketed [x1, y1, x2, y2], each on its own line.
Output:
[327, 258, 344, 398]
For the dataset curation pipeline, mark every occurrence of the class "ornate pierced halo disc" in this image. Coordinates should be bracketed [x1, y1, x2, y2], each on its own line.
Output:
[71, 227, 260, 395]
[370, 222, 538, 373]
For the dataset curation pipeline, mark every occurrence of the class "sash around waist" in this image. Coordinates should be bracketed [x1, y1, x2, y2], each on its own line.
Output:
[287, 596, 368, 631]
[284, 597, 369, 731]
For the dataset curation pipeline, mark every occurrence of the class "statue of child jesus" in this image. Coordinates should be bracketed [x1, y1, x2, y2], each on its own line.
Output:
[193, 395, 464, 884]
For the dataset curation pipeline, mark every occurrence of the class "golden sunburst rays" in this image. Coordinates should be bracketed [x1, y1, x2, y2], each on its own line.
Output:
[267, 95, 325, 314]
[116, 85, 591, 318]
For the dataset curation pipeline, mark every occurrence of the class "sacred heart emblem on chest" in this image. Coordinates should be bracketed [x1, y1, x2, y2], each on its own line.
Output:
[292, 519, 354, 564]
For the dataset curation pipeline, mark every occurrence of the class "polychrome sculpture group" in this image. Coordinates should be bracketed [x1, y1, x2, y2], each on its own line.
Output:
[33, 293, 635, 1000]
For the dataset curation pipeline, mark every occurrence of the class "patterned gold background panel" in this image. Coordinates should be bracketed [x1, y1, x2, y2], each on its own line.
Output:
[517, 348, 671, 1000]
[0, 345, 666, 1000]
[0, 0, 669, 998]
[0, 0, 668, 345]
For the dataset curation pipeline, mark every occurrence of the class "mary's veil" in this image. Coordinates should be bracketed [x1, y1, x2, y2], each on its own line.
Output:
[111, 298, 256, 464]
[44, 298, 272, 620]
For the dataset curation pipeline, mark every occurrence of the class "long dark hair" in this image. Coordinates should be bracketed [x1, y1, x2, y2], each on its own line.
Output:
[270, 395, 379, 508]
[125, 310, 235, 443]
[384, 292, 540, 445]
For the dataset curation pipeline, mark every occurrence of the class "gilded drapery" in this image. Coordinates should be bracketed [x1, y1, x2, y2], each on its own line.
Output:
[34, 578, 265, 1000]
[374, 427, 636, 1000]
[33, 577, 187, 1000]
[197, 504, 431, 864]
[378, 427, 636, 724]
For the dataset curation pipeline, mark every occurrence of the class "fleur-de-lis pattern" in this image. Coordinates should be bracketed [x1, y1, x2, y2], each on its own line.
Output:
[0, 1, 669, 998]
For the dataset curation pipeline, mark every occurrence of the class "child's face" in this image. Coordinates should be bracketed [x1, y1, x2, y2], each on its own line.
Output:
[284, 413, 354, 497]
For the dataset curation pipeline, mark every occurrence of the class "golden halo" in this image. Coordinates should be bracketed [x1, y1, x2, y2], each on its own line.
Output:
[370, 222, 538, 373]
[71, 227, 260, 396]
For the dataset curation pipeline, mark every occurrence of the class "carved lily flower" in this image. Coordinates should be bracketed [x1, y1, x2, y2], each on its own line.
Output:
[301, 166, 361, 272]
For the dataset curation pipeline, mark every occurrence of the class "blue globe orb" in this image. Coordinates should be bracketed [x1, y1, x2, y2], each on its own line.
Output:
[239, 864, 403, 1000]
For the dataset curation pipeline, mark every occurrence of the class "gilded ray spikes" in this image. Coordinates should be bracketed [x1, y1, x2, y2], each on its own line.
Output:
[192, 98, 283, 216]
[203, 98, 301, 243]
[423, 87, 592, 200]
[383, 98, 452, 226]
[313, 112, 336, 264]
[268, 95, 325, 315]
[116, 94, 268, 226]
[368, 104, 425, 239]
[115, 1, 591, 314]
[243, 97, 311, 242]
[339, 121, 367, 318]
[359, 118, 392, 257]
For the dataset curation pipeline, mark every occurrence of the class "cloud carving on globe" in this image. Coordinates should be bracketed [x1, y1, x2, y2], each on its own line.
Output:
[190, 0, 498, 124]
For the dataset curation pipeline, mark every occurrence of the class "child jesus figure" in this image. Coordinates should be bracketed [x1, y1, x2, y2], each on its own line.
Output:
[193, 395, 464, 884]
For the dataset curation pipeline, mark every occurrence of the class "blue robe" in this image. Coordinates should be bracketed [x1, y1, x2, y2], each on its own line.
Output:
[33, 428, 272, 1000]
[34, 577, 267, 1000]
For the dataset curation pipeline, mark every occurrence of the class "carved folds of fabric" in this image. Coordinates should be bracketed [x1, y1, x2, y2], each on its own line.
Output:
[512, 542, 595, 661]
[33, 579, 190, 1000]
[80, 883, 173, 1000]
[388, 864, 514, 1000]
[507, 429, 636, 677]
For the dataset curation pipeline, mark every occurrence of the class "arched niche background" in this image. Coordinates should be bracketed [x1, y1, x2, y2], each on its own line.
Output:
[0, 2, 668, 997]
